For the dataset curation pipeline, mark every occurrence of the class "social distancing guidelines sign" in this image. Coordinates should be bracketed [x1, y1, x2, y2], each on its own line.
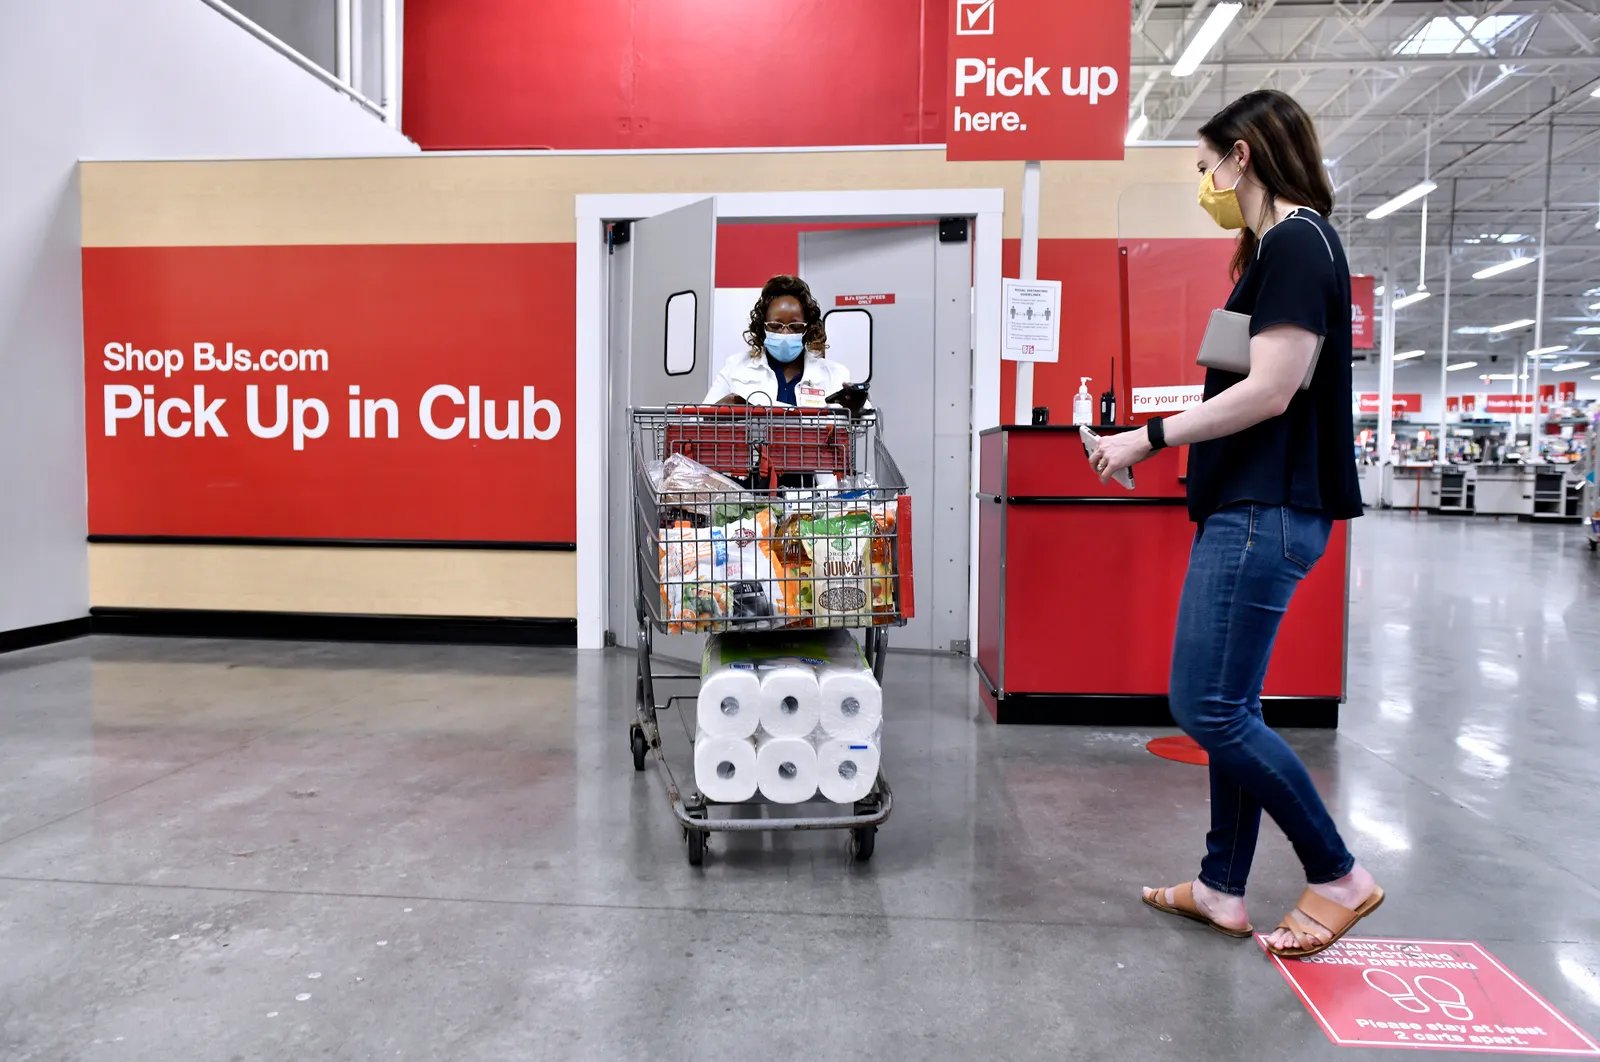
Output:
[946, 0, 1130, 161]
[82, 244, 577, 542]
[1265, 937, 1600, 1055]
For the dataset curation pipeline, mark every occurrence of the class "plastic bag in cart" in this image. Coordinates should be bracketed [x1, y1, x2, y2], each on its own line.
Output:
[658, 524, 730, 632]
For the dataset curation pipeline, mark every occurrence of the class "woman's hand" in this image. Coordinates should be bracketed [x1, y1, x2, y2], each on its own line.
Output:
[1092, 427, 1153, 483]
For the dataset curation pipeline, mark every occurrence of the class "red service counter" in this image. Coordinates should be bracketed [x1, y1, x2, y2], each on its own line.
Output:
[976, 425, 1348, 727]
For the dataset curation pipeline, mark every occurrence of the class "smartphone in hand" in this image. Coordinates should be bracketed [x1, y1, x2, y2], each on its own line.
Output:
[1079, 426, 1135, 490]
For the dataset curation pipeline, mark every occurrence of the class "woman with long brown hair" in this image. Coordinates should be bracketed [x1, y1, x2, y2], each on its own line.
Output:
[1090, 90, 1379, 958]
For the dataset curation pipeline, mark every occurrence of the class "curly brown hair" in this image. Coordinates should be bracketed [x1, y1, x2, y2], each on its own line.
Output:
[744, 275, 828, 358]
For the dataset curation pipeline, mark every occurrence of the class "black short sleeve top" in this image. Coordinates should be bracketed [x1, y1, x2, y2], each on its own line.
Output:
[1184, 208, 1365, 524]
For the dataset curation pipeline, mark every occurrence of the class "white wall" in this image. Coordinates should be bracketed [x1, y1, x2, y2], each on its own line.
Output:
[0, 0, 416, 634]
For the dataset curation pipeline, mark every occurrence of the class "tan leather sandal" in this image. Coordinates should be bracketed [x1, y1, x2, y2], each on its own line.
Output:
[1268, 885, 1386, 958]
[1141, 881, 1254, 938]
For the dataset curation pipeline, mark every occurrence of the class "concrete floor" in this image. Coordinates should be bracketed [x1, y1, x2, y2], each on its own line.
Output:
[1, 513, 1598, 1061]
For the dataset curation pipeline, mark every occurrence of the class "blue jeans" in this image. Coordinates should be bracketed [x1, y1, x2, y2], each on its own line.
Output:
[1169, 504, 1354, 897]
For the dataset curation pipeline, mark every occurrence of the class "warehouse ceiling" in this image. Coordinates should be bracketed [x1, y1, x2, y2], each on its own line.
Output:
[1130, 0, 1600, 374]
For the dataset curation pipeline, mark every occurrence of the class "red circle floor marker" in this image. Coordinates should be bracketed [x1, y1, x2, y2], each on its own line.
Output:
[1147, 736, 1209, 765]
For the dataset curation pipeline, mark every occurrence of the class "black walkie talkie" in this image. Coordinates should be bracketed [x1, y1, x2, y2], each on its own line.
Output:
[1099, 356, 1117, 425]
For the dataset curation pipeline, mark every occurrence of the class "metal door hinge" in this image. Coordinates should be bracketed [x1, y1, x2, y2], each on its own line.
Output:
[949, 639, 971, 656]
[607, 221, 631, 253]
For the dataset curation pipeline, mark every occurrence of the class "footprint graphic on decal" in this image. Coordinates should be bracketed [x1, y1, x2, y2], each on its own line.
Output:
[1415, 975, 1474, 1022]
[1363, 968, 1432, 1013]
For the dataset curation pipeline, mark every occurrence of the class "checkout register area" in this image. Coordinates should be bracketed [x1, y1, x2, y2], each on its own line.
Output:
[975, 194, 1349, 729]
[1358, 390, 1595, 523]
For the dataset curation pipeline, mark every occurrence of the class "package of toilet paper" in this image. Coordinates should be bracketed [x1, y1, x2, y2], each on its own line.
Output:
[698, 637, 762, 740]
[755, 733, 819, 804]
[694, 732, 759, 803]
[811, 630, 883, 740]
[813, 731, 881, 804]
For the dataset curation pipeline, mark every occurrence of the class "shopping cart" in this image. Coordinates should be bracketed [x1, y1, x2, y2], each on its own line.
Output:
[628, 404, 913, 865]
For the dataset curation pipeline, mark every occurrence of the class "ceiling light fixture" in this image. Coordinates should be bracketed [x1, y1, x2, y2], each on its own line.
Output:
[1172, 2, 1243, 77]
[1394, 349, 1426, 361]
[1575, 326, 1600, 335]
[1393, 291, 1432, 309]
[1551, 360, 1591, 372]
[1472, 257, 1535, 280]
[1445, 361, 1479, 371]
[1366, 181, 1437, 220]
[1488, 318, 1536, 333]
[1124, 114, 1148, 146]
[1455, 326, 1492, 335]
[1589, 301, 1600, 311]
[1527, 345, 1569, 357]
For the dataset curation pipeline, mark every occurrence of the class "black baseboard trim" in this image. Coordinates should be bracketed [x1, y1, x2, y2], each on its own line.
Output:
[86, 609, 577, 647]
[977, 663, 1340, 729]
[0, 617, 94, 655]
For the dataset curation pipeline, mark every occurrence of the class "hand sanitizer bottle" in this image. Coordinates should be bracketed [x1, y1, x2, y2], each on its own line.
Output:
[1073, 378, 1093, 426]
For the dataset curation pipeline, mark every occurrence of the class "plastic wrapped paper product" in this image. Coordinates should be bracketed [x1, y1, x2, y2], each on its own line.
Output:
[697, 637, 761, 740]
[756, 663, 823, 739]
[755, 733, 819, 804]
[694, 733, 759, 803]
[813, 630, 883, 740]
[657, 524, 728, 632]
[814, 732, 881, 804]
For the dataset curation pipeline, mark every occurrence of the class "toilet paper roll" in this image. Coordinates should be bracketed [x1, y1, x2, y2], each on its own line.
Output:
[757, 665, 822, 739]
[815, 735, 881, 805]
[755, 735, 818, 804]
[817, 667, 882, 740]
[697, 664, 762, 739]
[694, 733, 759, 803]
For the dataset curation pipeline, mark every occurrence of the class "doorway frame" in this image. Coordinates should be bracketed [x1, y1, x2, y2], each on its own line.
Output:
[575, 188, 1006, 651]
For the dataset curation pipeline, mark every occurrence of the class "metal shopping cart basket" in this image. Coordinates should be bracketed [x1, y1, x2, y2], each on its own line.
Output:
[628, 403, 913, 865]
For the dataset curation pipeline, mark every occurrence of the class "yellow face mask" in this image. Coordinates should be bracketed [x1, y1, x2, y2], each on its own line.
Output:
[1198, 158, 1247, 231]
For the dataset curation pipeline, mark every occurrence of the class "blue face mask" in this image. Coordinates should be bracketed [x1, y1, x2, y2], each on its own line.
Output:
[764, 331, 805, 363]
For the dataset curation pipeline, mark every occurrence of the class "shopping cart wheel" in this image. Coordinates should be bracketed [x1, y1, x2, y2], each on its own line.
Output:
[851, 826, 876, 862]
[686, 828, 706, 867]
[630, 726, 648, 772]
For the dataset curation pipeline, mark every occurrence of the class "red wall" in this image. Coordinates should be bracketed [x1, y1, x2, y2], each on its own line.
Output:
[403, 0, 948, 150]
[1000, 237, 1236, 424]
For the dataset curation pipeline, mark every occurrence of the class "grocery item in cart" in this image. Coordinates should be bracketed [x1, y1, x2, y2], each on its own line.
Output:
[722, 509, 782, 619]
[655, 452, 755, 522]
[754, 733, 819, 804]
[697, 637, 762, 739]
[805, 512, 877, 625]
[694, 732, 759, 803]
[814, 733, 881, 804]
[658, 524, 730, 632]
[814, 630, 883, 740]
[756, 663, 823, 738]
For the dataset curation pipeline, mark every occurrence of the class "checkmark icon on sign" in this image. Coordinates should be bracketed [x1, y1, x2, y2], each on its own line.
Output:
[957, 0, 995, 35]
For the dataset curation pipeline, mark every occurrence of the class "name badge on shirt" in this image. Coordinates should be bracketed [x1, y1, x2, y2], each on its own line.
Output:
[796, 383, 828, 408]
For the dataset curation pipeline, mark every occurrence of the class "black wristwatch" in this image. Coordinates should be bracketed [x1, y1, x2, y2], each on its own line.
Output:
[1147, 416, 1168, 452]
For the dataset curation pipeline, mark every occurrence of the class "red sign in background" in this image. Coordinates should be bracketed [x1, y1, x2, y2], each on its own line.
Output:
[945, 0, 1130, 161]
[1267, 937, 1600, 1055]
[1352, 274, 1376, 350]
[82, 243, 576, 542]
[1359, 393, 1423, 415]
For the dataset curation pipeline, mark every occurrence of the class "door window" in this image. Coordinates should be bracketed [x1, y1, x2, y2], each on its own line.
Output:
[664, 291, 697, 376]
[823, 308, 872, 384]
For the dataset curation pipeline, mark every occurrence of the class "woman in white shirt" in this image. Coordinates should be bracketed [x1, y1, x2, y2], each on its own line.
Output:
[705, 275, 855, 407]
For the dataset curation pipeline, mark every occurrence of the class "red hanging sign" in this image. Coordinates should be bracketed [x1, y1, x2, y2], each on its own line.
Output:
[945, 0, 1130, 161]
[1358, 393, 1422, 414]
[1559, 381, 1577, 401]
[1446, 397, 1460, 413]
[1351, 275, 1375, 351]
